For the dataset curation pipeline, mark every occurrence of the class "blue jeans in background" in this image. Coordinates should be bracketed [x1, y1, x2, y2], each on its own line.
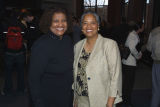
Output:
[151, 63, 160, 107]
[4, 52, 25, 93]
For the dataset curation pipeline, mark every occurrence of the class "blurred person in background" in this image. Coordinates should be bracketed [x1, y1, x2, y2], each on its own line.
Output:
[72, 16, 81, 45]
[3, 11, 33, 96]
[121, 21, 144, 106]
[147, 26, 160, 107]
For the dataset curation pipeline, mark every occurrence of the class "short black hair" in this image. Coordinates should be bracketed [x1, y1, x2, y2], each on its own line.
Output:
[72, 16, 79, 23]
[128, 21, 144, 31]
[19, 12, 32, 20]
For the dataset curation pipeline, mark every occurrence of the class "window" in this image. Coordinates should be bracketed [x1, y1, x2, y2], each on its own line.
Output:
[125, 0, 129, 3]
[84, 0, 108, 6]
[84, 0, 109, 21]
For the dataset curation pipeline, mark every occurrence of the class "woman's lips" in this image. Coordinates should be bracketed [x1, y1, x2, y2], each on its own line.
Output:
[56, 28, 64, 31]
[86, 30, 93, 32]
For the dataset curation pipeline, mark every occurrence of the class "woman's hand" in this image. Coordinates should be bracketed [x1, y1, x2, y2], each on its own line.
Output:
[106, 104, 113, 107]
[106, 103, 113, 107]
[73, 100, 78, 107]
[106, 97, 115, 107]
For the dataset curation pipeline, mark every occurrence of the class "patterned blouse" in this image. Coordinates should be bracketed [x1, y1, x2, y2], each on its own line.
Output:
[76, 48, 91, 96]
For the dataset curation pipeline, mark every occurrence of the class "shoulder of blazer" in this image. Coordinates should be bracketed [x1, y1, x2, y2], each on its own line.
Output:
[100, 35, 118, 48]
[74, 38, 86, 50]
[75, 39, 85, 47]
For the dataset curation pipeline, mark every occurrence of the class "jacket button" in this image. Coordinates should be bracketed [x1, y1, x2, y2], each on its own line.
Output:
[88, 77, 91, 80]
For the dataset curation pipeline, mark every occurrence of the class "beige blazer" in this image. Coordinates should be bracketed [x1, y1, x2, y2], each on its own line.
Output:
[73, 34, 122, 107]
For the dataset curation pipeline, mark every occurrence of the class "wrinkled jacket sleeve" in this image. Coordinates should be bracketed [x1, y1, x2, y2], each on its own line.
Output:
[106, 41, 122, 99]
[127, 35, 142, 59]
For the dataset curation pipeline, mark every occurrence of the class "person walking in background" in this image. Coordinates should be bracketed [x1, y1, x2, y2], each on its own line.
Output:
[147, 26, 160, 107]
[72, 16, 81, 45]
[73, 11, 122, 107]
[121, 21, 144, 106]
[25, 13, 41, 51]
[3, 12, 33, 96]
[28, 8, 73, 107]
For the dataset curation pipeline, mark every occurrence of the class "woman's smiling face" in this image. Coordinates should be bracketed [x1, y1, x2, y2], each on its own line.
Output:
[81, 14, 99, 38]
[50, 12, 67, 36]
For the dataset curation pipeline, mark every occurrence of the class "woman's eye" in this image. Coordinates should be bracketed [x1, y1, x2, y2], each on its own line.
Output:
[91, 22, 97, 24]
[83, 22, 87, 25]
[62, 19, 67, 22]
[82, 22, 97, 25]
[53, 20, 59, 23]
[53, 19, 66, 23]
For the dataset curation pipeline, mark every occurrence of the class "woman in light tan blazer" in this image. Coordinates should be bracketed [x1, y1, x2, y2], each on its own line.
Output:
[73, 11, 122, 107]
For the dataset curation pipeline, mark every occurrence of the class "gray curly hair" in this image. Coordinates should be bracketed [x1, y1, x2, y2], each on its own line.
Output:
[80, 11, 100, 26]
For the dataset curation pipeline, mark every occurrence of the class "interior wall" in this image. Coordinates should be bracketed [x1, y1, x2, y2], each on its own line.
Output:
[127, 0, 146, 22]
[108, 0, 123, 26]
[152, 0, 160, 28]
[75, 0, 84, 18]
[41, 0, 75, 14]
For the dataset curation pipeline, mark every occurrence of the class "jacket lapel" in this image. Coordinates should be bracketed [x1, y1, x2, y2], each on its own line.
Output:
[87, 34, 102, 66]
[74, 39, 86, 77]
[74, 34, 103, 77]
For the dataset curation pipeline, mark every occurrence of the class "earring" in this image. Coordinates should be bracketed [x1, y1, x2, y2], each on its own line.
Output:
[98, 27, 100, 31]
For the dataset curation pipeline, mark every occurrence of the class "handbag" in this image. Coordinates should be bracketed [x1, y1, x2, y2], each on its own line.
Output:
[119, 44, 131, 60]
